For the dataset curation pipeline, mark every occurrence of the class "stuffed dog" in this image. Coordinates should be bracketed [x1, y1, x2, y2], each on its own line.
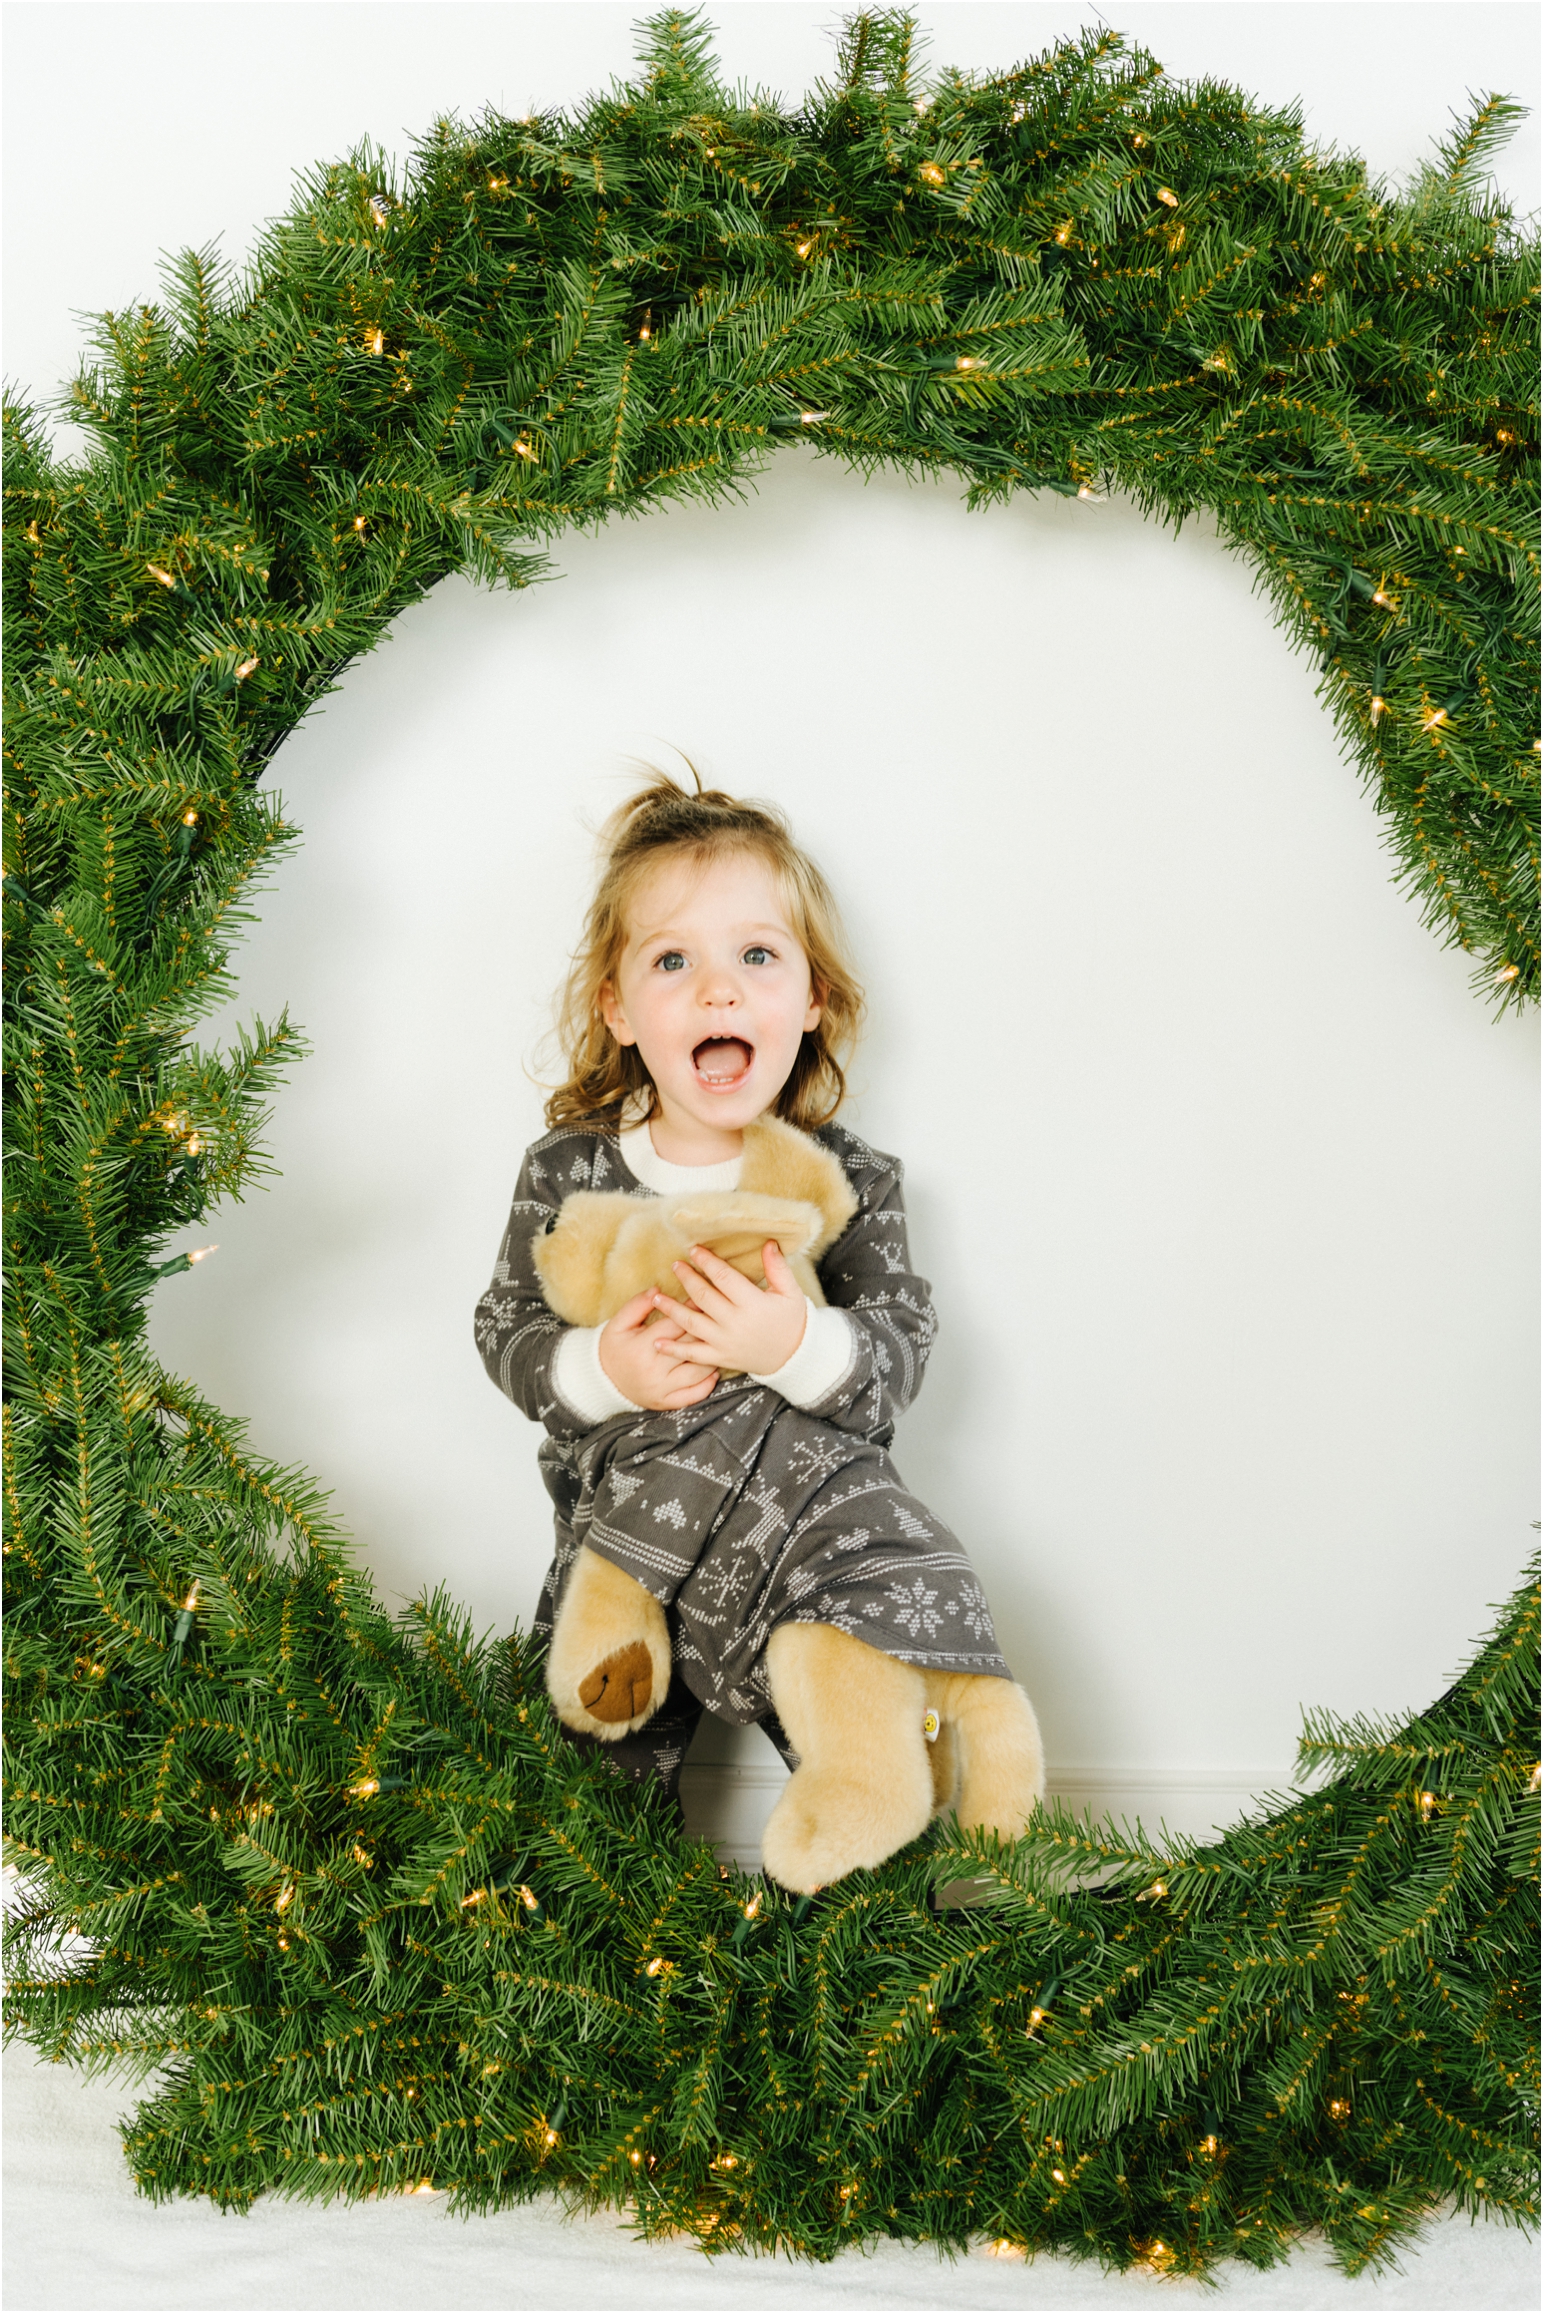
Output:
[532, 1112, 858, 1374]
[533, 1115, 1045, 1890]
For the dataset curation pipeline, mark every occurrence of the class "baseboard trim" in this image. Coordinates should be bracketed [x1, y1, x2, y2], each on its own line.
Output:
[680, 1762, 1300, 1792]
[678, 1759, 1309, 1870]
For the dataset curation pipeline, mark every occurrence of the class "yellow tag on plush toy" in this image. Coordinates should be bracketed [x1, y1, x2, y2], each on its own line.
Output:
[922, 1709, 940, 1744]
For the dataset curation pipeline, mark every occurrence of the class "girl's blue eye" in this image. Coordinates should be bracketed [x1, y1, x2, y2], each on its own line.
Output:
[656, 950, 686, 972]
[743, 945, 773, 966]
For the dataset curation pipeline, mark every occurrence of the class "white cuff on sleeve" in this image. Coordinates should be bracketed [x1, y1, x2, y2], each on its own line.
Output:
[748, 1298, 856, 1408]
[552, 1325, 643, 1425]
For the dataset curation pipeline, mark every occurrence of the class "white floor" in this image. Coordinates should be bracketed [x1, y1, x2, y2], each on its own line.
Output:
[4, 2044, 1536, 2313]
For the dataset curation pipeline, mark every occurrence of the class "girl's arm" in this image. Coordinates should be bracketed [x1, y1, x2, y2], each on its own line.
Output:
[473, 1143, 617, 1443]
[775, 1135, 939, 1441]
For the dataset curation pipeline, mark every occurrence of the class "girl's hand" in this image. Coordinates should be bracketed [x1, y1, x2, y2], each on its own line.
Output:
[598, 1292, 720, 1411]
[665, 1240, 808, 1377]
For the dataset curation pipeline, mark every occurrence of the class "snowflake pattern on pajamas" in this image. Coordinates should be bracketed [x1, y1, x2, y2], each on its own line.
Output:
[473, 1119, 1009, 1725]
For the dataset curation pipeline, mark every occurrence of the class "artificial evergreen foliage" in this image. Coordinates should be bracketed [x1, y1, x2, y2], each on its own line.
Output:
[3, 9, 1538, 2274]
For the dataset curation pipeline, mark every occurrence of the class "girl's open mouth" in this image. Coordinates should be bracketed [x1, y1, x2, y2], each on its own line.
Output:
[693, 1034, 754, 1089]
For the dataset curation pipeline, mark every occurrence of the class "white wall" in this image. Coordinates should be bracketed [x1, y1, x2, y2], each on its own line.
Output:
[6, 4, 1537, 1838]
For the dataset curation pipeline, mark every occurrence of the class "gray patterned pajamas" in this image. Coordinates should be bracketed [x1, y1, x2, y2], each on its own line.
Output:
[473, 1121, 1010, 1738]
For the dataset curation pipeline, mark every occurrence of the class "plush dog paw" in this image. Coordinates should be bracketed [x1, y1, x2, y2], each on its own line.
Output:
[760, 1621, 935, 1891]
[577, 1641, 655, 1724]
[547, 1546, 672, 1740]
[760, 1763, 933, 1894]
[931, 1674, 1045, 1837]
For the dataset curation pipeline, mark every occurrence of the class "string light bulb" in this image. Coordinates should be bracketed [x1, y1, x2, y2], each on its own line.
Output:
[366, 328, 384, 356]
[512, 438, 537, 461]
[919, 163, 946, 188]
[274, 1881, 295, 1913]
[235, 656, 259, 679]
[1328, 2098, 1351, 2121]
[1421, 706, 1449, 732]
[181, 809, 199, 828]
[349, 1776, 381, 1799]
[1200, 2134, 1219, 2156]
[368, 194, 391, 226]
[187, 1245, 219, 1265]
[1370, 695, 1387, 723]
[743, 1891, 762, 1920]
[1156, 186, 1180, 207]
[146, 565, 177, 589]
[171, 1580, 201, 1650]
[1371, 588, 1395, 608]
[1417, 1791, 1438, 1820]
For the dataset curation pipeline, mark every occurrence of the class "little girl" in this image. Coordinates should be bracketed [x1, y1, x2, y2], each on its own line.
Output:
[474, 775, 1042, 1890]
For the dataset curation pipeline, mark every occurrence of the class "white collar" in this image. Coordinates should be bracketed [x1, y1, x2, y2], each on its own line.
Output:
[616, 1092, 743, 1193]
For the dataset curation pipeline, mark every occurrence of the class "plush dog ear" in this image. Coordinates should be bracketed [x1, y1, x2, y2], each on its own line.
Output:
[740, 1117, 858, 1256]
[532, 1192, 645, 1327]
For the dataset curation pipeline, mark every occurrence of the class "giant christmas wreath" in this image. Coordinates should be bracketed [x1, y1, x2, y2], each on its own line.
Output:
[3, 9, 1538, 2280]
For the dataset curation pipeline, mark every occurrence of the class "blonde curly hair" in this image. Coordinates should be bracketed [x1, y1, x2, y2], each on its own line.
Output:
[544, 771, 865, 1134]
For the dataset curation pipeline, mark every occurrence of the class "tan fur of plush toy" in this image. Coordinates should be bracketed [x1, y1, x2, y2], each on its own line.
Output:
[760, 1622, 1045, 1894]
[532, 1113, 858, 1376]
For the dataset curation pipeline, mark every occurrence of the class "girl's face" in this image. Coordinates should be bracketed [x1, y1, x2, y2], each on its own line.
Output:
[599, 849, 822, 1135]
